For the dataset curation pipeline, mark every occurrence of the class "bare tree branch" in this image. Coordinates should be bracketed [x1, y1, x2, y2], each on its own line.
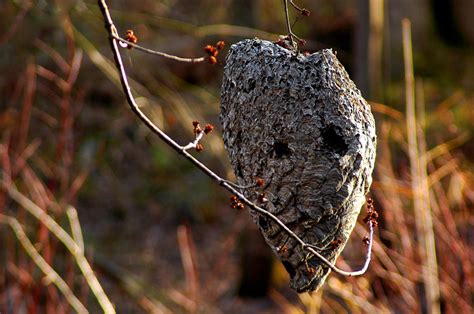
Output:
[282, 0, 297, 50]
[96, 0, 375, 282]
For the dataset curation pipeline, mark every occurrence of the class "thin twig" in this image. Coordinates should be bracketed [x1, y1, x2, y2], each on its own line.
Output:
[282, 0, 297, 50]
[0, 214, 88, 314]
[182, 132, 204, 151]
[97, 0, 374, 277]
[3, 183, 115, 313]
[113, 35, 205, 63]
[289, 0, 303, 11]
[221, 179, 254, 190]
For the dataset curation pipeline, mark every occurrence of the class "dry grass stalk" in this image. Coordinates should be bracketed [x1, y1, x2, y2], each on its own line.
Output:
[3, 184, 116, 314]
[402, 18, 440, 313]
[66, 205, 84, 252]
[177, 225, 199, 312]
[0, 214, 88, 313]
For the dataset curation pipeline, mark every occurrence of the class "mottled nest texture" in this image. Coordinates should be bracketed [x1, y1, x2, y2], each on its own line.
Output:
[220, 39, 376, 292]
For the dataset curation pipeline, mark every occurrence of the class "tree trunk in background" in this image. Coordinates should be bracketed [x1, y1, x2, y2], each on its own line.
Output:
[237, 221, 273, 297]
[229, 1, 274, 297]
[230, 0, 257, 27]
[354, 0, 369, 98]
[354, 0, 384, 101]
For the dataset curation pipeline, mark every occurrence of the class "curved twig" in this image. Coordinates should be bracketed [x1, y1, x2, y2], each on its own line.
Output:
[97, 0, 374, 277]
[282, 0, 297, 50]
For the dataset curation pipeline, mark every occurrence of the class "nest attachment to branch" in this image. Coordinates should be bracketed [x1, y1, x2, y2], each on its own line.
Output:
[220, 39, 377, 292]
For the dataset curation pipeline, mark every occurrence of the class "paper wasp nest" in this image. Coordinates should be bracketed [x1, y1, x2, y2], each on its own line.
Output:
[220, 39, 376, 292]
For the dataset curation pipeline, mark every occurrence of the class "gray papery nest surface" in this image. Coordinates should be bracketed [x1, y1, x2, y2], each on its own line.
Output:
[220, 39, 376, 292]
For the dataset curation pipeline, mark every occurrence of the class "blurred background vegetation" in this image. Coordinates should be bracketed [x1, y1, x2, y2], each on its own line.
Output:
[1, 0, 473, 312]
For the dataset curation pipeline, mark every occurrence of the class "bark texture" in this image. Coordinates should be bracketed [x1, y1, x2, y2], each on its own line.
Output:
[220, 39, 376, 292]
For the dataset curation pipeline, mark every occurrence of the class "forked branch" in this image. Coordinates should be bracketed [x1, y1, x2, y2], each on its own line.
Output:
[282, 0, 311, 50]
